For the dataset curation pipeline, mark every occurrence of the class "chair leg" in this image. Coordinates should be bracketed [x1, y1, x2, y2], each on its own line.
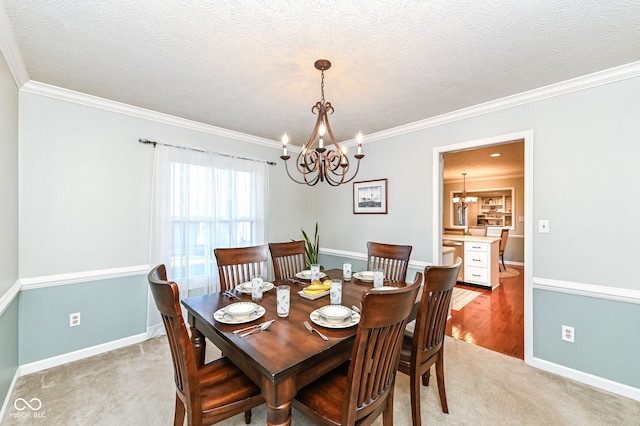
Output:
[500, 253, 506, 271]
[410, 370, 422, 426]
[421, 368, 431, 387]
[244, 409, 252, 424]
[173, 394, 185, 426]
[382, 380, 395, 426]
[435, 354, 449, 414]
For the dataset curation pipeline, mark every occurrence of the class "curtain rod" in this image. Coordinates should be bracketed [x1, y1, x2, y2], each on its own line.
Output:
[138, 139, 277, 166]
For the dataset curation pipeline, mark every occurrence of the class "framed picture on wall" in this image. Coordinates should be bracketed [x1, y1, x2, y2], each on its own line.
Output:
[353, 179, 388, 214]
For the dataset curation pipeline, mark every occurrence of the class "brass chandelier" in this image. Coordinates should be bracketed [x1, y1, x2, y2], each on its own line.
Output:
[280, 59, 364, 186]
[452, 173, 478, 208]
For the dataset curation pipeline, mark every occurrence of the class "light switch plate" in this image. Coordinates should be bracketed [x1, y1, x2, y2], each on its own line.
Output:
[538, 220, 550, 233]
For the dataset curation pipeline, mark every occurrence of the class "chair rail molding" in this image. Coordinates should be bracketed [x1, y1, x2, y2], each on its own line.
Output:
[533, 277, 640, 304]
[0, 280, 21, 316]
[19, 264, 150, 290]
[320, 247, 431, 270]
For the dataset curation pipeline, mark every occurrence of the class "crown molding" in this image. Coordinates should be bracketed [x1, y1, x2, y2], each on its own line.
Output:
[364, 60, 640, 144]
[0, 6, 29, 87]
[16, 59, 640, 151]
[20, 81, 283, 150]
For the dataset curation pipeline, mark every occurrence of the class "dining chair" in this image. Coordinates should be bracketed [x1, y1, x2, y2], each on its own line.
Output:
[397, 257, 462, 426]
[292, 273, 422, 426]
[443, 227, 465, 235]
[468, 226, 486, 236]
[498, 228, 509, 271]
[147, 264, 264, 425]
[366, 241, 413, 283]
[268, 240, 306, 280]
[214, 245, 270, 292]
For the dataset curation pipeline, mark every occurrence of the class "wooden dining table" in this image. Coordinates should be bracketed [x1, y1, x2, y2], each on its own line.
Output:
[181, 268, 406, 426]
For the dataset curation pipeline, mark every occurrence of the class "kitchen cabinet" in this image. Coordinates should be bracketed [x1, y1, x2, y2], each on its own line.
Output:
[442, 234, 501, 289]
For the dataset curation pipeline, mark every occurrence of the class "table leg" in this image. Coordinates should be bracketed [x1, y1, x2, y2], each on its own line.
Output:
[266, 401, 291, 426]
[189, 323, 206, 367]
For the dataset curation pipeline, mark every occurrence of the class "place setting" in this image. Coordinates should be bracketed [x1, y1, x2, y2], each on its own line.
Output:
[309, 305, 360, 329]
[213, 301, 266, 324]
[235, 280, 275, 294]
[295, 270, 327, 281]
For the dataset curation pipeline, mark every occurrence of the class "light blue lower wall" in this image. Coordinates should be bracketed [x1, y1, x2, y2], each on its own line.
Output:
[19, 275, 148, 364]
[533, 288, 640, 389]
[0, 298, 19, 405]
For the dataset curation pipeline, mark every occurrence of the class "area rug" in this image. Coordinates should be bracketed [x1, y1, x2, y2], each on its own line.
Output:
[499, 267, 520, 278]
[452, 287, 481, 310]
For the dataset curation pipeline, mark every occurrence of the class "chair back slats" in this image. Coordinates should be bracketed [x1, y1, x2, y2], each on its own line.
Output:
[366, 241, 413, 283]
[414, 258, 462, 357]
[148, 265, 201, 412]
[499, 228, 509, 252]
[269, 241, 306, 280]
[344, 277, 421, 424]
[214, 245, 270, 291]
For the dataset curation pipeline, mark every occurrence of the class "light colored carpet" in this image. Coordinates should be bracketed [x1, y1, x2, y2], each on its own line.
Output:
[3, 336, 639, 425]
[499, 267, 520, 278]
[452, 287, 480, 311]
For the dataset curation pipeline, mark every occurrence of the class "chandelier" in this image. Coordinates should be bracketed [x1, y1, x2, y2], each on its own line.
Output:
[280, 59, 364, 186]
[452, 173, 477, 208]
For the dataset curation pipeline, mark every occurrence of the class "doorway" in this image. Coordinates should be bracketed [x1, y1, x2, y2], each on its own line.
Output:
[432, 130, 534, 364]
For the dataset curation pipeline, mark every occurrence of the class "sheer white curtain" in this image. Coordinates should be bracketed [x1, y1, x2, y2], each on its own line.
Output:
[147, 144, 269, 335]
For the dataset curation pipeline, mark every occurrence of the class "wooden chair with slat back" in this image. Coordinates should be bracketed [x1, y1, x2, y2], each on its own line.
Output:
[498, 228, 509, 271]
[367, 241, 413, 283]
[147, 264, 264, 426]
[397, 257, 462, 426]
[444, 227, 465, 235]
[214, 245, 270, 292]
[293, 273, 422, 425]
[268, 240, 306, 281]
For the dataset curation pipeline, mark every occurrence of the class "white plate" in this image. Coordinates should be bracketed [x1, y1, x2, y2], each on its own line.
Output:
[298, 289, 330, 300]
[213, 305, 266, 324]
[353, 271, 375, 281]
[235, 281, 275, 294]
[310, 307, 360, 329]
[296, 270, 328, 280]
[372, 286, 397, 291]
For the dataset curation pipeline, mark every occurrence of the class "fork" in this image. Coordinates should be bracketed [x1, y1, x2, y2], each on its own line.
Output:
[304, 321, 329, 341]
[223, 290, 240, 300]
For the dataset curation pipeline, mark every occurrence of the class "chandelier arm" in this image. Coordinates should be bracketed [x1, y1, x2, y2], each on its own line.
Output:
[335, 157, 364, 185]
[282, 158, 319, 185]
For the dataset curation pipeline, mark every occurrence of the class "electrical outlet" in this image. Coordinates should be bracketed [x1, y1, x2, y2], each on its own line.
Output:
[70, 312, 81, 327]
[562, 325, 574, 343]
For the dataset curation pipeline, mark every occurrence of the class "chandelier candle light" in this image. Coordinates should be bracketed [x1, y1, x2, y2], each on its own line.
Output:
[281, 59, 364, 186]
[452, 172, 478, 208]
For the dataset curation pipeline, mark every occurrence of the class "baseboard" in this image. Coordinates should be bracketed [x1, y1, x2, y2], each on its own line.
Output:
[0, 369, 20, 423]
[18, 332, 148, 376]
[532, 357, 640, 401]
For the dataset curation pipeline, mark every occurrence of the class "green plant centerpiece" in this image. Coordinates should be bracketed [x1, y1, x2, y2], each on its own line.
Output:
[301, 222, 320, 269]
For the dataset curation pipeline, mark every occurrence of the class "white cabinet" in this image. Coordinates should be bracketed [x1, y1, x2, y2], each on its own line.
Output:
[463, 239, 500, 289]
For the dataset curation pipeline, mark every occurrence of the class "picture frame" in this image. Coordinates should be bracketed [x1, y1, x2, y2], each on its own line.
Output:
[353, 178, 388, 214]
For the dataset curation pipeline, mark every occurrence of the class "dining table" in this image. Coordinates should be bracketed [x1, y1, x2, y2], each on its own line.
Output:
[181, 268, 411, 426]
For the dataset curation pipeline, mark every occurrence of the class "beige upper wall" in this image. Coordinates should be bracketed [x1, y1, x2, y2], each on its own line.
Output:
[0, 49, 19, 296]
[314, 73, 640, 290]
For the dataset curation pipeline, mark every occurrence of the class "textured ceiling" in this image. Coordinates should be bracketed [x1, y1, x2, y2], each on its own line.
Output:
[3, 0, 640, 153]
[443, 140, 524, 182]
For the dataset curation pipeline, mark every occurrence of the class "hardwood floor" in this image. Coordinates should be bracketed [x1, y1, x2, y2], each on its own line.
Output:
[446, 265, 524, 359]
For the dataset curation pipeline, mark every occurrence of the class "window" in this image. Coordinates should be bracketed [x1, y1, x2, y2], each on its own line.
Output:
[149, 144, 269, 297]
